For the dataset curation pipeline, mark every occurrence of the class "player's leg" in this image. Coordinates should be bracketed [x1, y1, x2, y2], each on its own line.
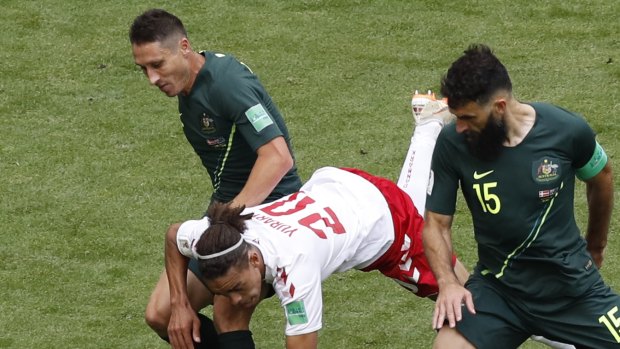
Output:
[145, 266, 258, 349]
[213, 296, 255, 349]
[529, 335, 575, 349]
[431, 267, 571, 349]
[442, 274, 530, 349]
[397, 99, 454, 214]
[433, 327, 476, 349]
[212, 303, 255, 348]
[144, 269, 214, 341]
[421, 255, 567, 349]
[421, 219, 572, 349]
[213, 281, 275, 349]
[213, 280, 273, 331]
[433, 327, 575, 349]
[529, 278, 620, 348]
[190, 259, 259, 349]
[454, 259, 575, 349]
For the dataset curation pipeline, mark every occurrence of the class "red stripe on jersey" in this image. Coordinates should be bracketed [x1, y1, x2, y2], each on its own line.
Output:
[341, 167, 456, 298]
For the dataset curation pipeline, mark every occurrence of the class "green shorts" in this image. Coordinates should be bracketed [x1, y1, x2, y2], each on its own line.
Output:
[457, 273, 620, 348]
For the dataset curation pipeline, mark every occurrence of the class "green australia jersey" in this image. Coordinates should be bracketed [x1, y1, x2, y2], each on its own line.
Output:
[427, 102, 606, 300]
[178, 51, 302, 203]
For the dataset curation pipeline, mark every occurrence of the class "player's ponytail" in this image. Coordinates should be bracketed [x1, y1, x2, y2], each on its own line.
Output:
[195, 202, 254, 280]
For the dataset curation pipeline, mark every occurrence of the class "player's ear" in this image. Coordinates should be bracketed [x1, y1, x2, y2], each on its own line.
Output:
[493, 97, 507, 115]
[248, 249, 260, 268]
[179, 37, 191, 56]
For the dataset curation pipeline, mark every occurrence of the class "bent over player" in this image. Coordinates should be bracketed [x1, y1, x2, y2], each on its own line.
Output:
[165, 100, 464, 348]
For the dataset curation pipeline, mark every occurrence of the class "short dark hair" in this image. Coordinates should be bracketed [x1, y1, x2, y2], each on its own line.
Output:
[129, 9, 187, 46]
[196, 203, 254, 280]
[440, 44, 512, 109]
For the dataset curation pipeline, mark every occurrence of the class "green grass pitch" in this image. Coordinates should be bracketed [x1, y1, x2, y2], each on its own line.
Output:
[1, 0, 618, 348]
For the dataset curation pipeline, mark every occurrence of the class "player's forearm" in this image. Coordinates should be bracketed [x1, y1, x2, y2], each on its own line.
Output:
[165, 223, 191, 305]
[231, 139, 294, 208]
[424, 234, 459, 286]
[585, 163, 614, 250]
[286, 332, 318, 349]
[422, 214, 459, 287]
[232, 159, 291, 208]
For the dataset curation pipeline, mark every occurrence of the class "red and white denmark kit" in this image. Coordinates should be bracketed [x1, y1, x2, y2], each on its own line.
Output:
[177, 166, 450, 336]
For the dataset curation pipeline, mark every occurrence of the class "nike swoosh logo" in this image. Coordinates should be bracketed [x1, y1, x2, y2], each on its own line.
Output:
[473, 170, 494, 179]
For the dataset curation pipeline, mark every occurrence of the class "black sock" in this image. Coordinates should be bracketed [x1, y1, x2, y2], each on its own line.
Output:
[218, 330, 255, 349]
[194, 313, 220, 349]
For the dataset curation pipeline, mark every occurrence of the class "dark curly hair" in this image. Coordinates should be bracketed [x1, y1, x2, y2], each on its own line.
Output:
[195, 203, 254, 280]
[129, 9, 187, 46]
[441, 44, 512, 109]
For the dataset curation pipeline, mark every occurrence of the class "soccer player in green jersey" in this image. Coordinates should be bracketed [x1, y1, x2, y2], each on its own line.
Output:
[129, 9, 302, 349]
[423, 44, 620, 348]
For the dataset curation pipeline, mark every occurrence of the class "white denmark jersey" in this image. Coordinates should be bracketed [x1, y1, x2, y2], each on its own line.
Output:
[177, 167, 395, 336]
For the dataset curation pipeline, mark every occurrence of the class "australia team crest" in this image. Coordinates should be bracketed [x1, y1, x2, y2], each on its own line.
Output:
[201, 113, 215, 133]
[532, 157, 560, 183]
[532, 157, 562, 202]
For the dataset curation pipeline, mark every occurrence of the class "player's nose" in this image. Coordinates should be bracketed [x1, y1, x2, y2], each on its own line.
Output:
[455, 119, 469, 133]
[230, 294, 243, 307]
[145, 67, 159, 85]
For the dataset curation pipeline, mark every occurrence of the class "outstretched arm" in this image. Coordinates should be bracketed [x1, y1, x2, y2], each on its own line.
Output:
[286, 332, 318, 349]
[165, 223, 202, 349]
[423, 211, 475, 329]
[229, 136, 294, 208]
[584, 162, 614, 268]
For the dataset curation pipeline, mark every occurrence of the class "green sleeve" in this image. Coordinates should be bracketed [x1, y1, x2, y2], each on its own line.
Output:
[426, 128, 460, 215]
[211, 60, 283, 151]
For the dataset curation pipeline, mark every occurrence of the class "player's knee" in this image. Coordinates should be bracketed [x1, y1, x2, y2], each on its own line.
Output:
[215, 321, 246, 333]
[213, 303, 253, 332]
[213, 314, 251, 333]
[144, 299, 169, 333]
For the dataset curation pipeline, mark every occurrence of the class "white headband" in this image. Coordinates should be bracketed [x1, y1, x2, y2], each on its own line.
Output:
[195, 236, 244, 260]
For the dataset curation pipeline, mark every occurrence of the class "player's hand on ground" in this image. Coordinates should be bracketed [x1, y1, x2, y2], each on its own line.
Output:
[432, 282, 475, 330]
[168, 303, 201, 349]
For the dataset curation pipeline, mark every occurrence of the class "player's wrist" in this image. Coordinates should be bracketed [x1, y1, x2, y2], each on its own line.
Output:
[436, 274, 460, 289]
[586, 236, 607, 250]
[169, 296, 192, 308]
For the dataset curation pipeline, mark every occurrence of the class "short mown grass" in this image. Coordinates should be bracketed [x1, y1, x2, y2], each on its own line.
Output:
[1, 0, 618, 348]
